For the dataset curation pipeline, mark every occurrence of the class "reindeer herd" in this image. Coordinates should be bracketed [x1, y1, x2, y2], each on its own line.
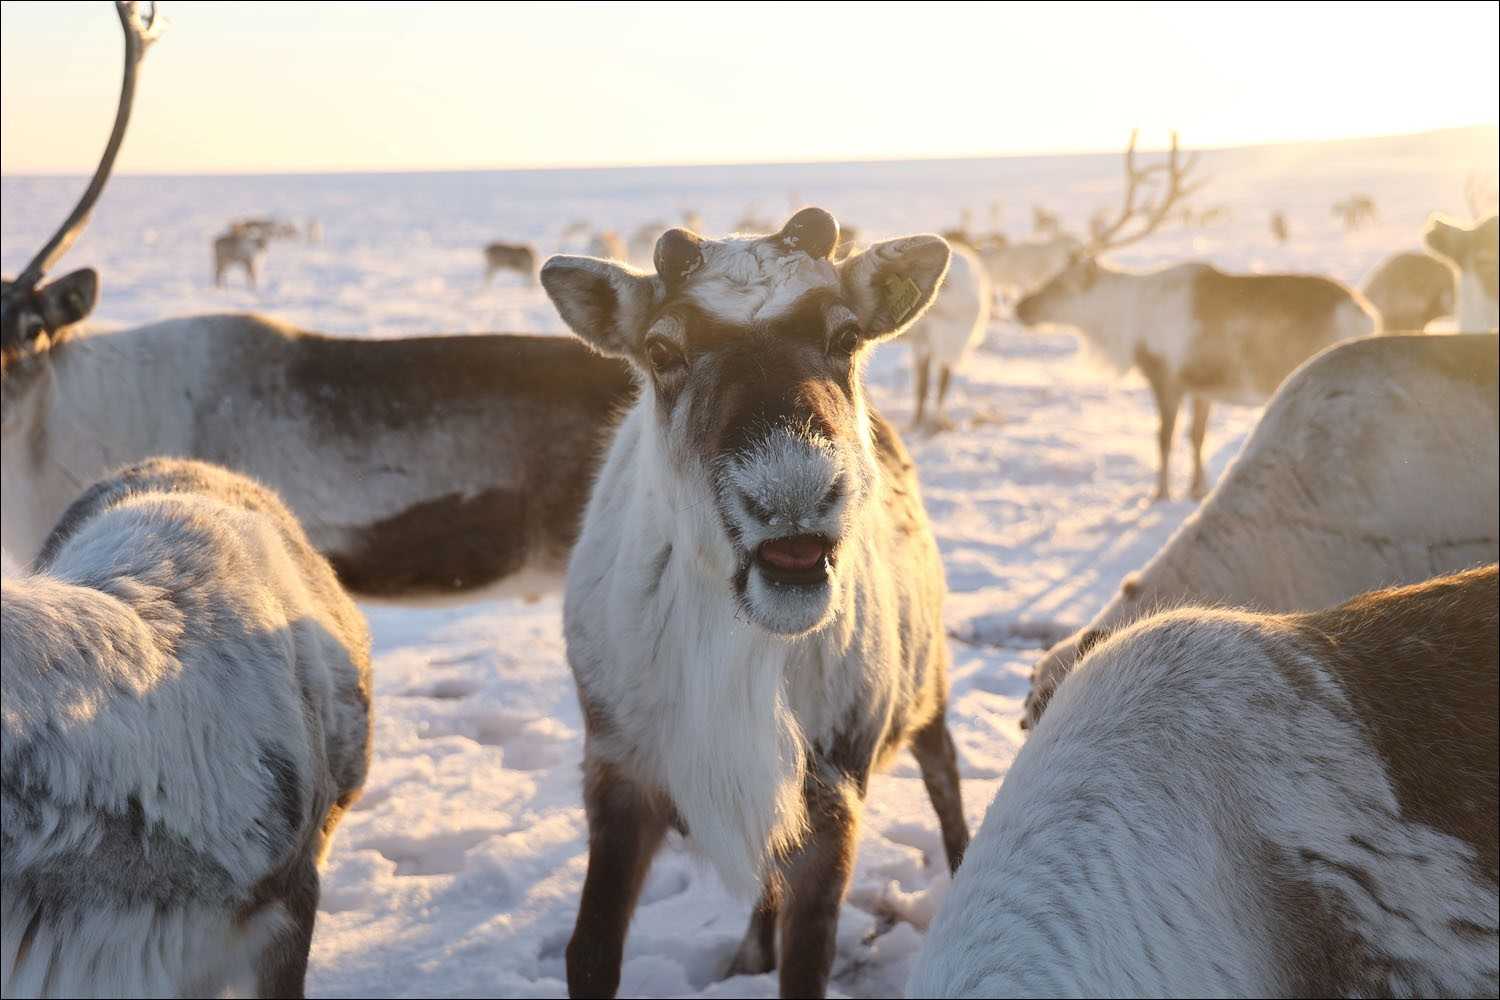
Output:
[2, 5, 1498, 999]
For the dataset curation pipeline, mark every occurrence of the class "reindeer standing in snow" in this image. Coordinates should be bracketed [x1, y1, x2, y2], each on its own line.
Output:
[542, 209, 968, 999]
[1015, 131, 1378, 501]
[1425, 213, 1499, 331]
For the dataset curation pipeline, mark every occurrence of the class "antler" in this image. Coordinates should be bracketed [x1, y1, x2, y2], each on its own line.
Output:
[1083, 129, 1206, 257]
[12, 2, 163, 290]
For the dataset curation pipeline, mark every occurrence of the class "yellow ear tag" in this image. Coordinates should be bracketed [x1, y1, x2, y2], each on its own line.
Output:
[882, 274, 922, 324]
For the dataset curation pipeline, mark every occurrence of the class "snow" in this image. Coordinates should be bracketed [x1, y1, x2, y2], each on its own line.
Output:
[2, 127, 1495, 998]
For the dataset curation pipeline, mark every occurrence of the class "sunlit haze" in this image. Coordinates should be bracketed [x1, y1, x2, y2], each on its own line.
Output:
[2, 0, 1497, 174]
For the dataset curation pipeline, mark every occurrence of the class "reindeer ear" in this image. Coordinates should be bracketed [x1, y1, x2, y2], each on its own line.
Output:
[541, 255, 659, 358]
[36, 269, 98, 332]
[1423, 215, 1464, 264]
[838, 235, 950, 339]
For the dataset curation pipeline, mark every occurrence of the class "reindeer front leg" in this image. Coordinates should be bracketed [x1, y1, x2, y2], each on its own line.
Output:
[1137, 349, 1183, 502]
[567, 760, 670, 1000]
[778, 778, 861, 999]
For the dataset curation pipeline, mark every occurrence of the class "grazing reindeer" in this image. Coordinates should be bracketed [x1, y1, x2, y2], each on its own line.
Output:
[907, 242, 992, 430]
[1332, 193, 1378, 231]
[2, 458, 373, 998]
[1362, 250, 1455, 331]
[213, 223, 270, 290]
[483, 241, 538, 285]
[1023, 333, 1499, 730]
[541, 209, 969, 999]
[0, 8, 635, 602]
[1270, 210, 1289, 244]
[1015, 131, 1377, 500]
[1425, 213, 1499, 331]
[914, 565, 1499, 998]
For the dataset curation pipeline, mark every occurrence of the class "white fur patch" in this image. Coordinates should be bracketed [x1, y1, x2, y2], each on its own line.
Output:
[1458, 267, 1500, 331]
[681, 237, 840, 326]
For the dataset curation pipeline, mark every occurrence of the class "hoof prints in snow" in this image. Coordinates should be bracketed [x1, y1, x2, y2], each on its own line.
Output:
[419, 709, 572, 771]
[358, 828, 503, 877]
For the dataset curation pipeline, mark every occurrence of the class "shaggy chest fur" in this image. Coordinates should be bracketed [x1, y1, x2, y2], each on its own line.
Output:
[565, 406, 906, 894]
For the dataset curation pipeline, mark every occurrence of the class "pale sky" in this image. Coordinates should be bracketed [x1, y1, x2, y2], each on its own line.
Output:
[2, 1, 1497, 174]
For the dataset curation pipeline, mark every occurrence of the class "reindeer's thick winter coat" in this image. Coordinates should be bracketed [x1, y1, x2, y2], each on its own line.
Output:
[912, 565, 1498, 998]
[905, 242, 992, 428]
[543, 209, 967, 999]
[1, 314, 635, 600]
[1024, 333, 1499, 727]
[1362, 250, 1455, 331]
[1016, 258, 1379, 499]
[1425, 214, 1499, 331]
[1, 458, 372, 998]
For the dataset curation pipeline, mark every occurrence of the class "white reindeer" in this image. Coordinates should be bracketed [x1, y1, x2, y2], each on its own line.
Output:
[905, 241, 992, 430]
[1, 14, 635, 603]
[1023, 332, 1499, 729]
[1015, 131, 1378, 500]
[1425, 213, 1499, 331]
[213, 223, 270, 290]
[1362, 250, 1455, 332]
[912, 564, 1498, 997]
[1, 458, 373, 998]
[541, 209, 969, 999]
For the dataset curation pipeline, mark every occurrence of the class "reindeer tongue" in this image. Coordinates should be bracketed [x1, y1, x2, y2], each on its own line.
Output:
[757, 535, 828, 572]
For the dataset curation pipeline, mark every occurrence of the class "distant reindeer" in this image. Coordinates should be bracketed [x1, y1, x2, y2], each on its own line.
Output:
[1, 16, 636, 602]
[2, 457, 372, 998]
[233, 217, 301, 242]
[1269, 210, 1289, 244]
[977, 234, 1081, 300]
[1362, 251, 1455, 331]
[542, 209, 968, 999]
[1015, 130, 1377, 501]
[213, 223, 269, 290]
[1023, 333, 1499, 729]
[482, 241, 538, 285]
[914, 564, 1498, 998]
[1425, 213, 1499, 331]
[1032, 205, 1061, 236]
[1332, 194, 1378, 231]
[907, 242, 993, 431]
[587, 229, 627, 261]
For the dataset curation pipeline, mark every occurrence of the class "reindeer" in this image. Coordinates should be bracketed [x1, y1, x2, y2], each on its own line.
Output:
[213, 223, 269, 290]
[912, 565, 1498, 997]
[482, 241, 538, 285]
[1031, 205, 1060, 236]
[906, 241, 993, 431]
[1332, 193, 1378, 231]
[977, 233, 1081, 301]
[1270, 210, 1290, 244]
[586, 229, 627, 262]
[1, 11, 636, 603]
[1022, 332, 1499, 730]
[2, 458, 373, 998]
[1424, 213, 1499, 331]
[541, 209, 969, 999]
[1015, 130, 1378, 501]
[1362, 250, 1456, 332]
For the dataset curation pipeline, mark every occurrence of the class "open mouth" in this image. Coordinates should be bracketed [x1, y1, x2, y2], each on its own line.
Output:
[754, 534, 835, 586]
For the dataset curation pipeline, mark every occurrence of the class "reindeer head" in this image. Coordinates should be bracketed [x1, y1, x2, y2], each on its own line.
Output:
[1014, 253, 1103, 327]
[1425, 214, 1499, 303]
[2, 2, 159, 374]
[543, 208, 949, 635]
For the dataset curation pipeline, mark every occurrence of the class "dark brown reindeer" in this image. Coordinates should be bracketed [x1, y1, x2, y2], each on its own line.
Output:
[483, 241, 538, 284]
[1016, 131, 1378, 501]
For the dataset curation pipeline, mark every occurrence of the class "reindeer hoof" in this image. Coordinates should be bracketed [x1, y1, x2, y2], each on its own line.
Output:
[725, 939, 775, 978]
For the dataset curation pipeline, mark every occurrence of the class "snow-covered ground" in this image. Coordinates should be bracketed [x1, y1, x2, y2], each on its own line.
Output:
[2, 127, 1496, 998]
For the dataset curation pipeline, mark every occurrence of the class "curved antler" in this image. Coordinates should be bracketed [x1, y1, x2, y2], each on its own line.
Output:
[1084, 130, 1206, 258]
[13, 2, 163, 290]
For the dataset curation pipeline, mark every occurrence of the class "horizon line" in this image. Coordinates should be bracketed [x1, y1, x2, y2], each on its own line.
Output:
[3, 123, 1496, 181]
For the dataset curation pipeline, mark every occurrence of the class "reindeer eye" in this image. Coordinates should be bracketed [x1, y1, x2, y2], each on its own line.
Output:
[645, 338, 685, 375]
[830, 325, 862, 357]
